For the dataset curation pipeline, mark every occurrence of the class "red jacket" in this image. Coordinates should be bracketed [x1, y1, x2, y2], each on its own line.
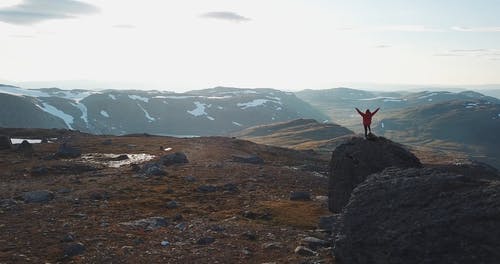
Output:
[356, 108, 379, 126]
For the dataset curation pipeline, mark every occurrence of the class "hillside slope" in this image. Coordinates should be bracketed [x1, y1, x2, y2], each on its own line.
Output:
[234, 119, 354, 149]
[0, 85, 328, 136]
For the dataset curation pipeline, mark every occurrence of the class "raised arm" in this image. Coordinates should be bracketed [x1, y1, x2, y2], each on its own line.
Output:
[372, 107, 380, 115]
[355, 108, 364, 116]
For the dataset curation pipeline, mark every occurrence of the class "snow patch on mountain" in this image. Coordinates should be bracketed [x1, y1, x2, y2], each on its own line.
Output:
[137, 104, 155, 122]
[0, 85, 48, 97]
[37, 103, 74, 129]
[100, 110, 110, 118]
[232, 121, 242, 126]
[237, 99, 275, 109]
[109, 94, 116, 100]
[71, 102, 89, 125]
[128, 95, 149, 103]
[187, 101, 215, 120]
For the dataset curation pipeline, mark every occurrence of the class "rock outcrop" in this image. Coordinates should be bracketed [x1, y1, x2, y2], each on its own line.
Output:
[333, 166, 500, 264]
[0, 135, 12, 150]
[328, 136, 421, 212]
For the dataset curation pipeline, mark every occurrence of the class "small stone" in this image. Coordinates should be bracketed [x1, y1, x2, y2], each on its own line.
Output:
[63, 242, 86, 257]
[294, 246, 316, 256]
[302, 237, 330, 250]
[61, 233, 75, 242]
[242, 231, 257, 241]
[22, 190, 54, 203]
[55, 143, 81, 159]
[290, 191, 311, 201]
[262, 242, 282, 250]
[175, 222, 187, 231]
[161, 240, 170, 247]
[120, 217, 168, 230]
[197, 185, 217, 193]
[197, 236, 215, 245]
[31, 166, 49, 176]
[173, 213, 183, 221]
[318, 215, 336, 231]
[166, 200, 179, 209]
[184, 175, 197, 182]
[221, 183, 239, 193]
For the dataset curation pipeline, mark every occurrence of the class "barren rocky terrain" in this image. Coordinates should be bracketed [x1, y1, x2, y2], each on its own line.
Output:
[0, 129, 334, 263]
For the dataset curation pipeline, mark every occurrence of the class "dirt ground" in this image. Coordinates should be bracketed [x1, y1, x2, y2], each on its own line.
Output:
[0, 131, 334, 263]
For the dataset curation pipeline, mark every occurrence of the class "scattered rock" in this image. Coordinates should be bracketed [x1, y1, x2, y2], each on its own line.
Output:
[294, 246, 316, 256]
[184, 175, 197, 182]
[232, 154, 264, 164]
[166, 200, 179, 209]
[63, 242, 86, 258]
[22, 190, 54, 203]
[55, 143, 81, 159]
[197, 236, 215, 245]
[31, 166, 49, 176]
[0, 198, 19, 211]
[120, 217, 168, 230]
[61, 233, 75, 242]
[160, 152, 188, 166]
[262, 242, 282, 250]
[161, 240, 170, 247]
[0, 135, 12, 150]
[333, 167, 500, 264]
[17, 140, 33, 154]
[209, 225, 225, 232]
[197, 185, 217, 193]
[302, 237, 330, 251]
[290, 191, 311, 201]
[242, 231, 257, 241]
[328, 136, 421, 213]
[220, 183, 239, 193]
[139, 163, 166, 177]
[175, 222, 187, 231]
[318, 215, 336, 231]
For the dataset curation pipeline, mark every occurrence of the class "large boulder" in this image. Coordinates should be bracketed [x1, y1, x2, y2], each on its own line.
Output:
[328, 136, 421, 212]
[55, 143, 81, 159]
[160, 152, 188, 166]
[0, 135, 12, 150]
[333, 166, 500, 264]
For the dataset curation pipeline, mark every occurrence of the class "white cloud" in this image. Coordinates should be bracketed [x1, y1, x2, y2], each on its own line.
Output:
[0, 0, 98, 25]
[452, 26, 500, 32]
[200, 11, 250, 22]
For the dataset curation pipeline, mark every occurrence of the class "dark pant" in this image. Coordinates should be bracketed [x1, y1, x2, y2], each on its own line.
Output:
[364, 125, 371, 136]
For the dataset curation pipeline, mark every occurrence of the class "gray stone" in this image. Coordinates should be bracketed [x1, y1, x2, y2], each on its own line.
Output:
[294, 246, 316, 256]
[140, 162, 166, 176]
[262, 242, 282, 250]
[302, 237, 330, 251]
[0, 135, 12, 150]
[166, 200, 179, 209]
[290, 191, 311, 201]
[197, 236, 215, 245]
[197, 185, 217, 193]
[22, 190, 54, 203]
[333, 166, 500, 264]
[63, 242, 86, 257]
[120, 217, 168, 230]
[318, 215, 336, 231]
[160, 152, 188, 166]
[328, 136, 421, 213]
[55, 143, 81, 159]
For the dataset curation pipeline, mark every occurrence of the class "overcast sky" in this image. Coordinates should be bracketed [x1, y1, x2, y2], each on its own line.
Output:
[1, 0, 500, 91]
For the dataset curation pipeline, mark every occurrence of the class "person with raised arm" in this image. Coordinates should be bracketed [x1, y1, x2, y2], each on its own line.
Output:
[355, 107, 380, 138]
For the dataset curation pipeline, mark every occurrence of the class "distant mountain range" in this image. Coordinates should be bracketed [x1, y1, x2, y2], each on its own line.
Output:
[0, 85, 327, 136]
[296, 88, 500, 168]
